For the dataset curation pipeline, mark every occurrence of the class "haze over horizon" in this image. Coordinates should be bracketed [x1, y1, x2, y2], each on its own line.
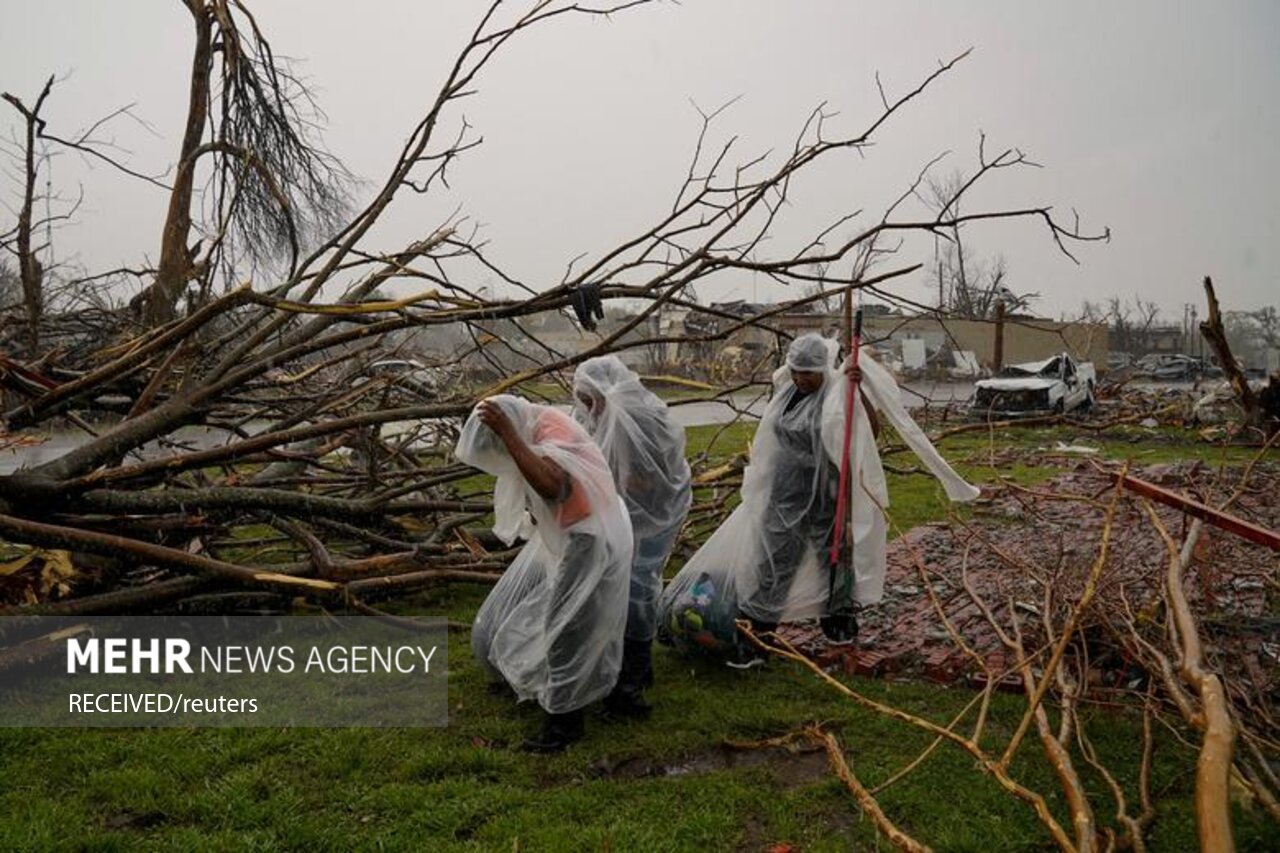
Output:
[3, 1, 1277, 323]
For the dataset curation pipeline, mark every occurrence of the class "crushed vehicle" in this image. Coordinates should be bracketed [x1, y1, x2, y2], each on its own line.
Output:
[1135, 353, 1224, 380]
[1106, 351, 1134, 371]
[350, 358, 447, 400]
[971, 352, 1095, 417]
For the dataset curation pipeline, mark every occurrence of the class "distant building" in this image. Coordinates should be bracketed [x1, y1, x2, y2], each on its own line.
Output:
[776, 310, 1109, 372]
[1129, 324, 1183, 356]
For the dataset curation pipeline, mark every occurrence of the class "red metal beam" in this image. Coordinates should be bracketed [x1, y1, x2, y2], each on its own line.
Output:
[1108, 471, 1280, 552]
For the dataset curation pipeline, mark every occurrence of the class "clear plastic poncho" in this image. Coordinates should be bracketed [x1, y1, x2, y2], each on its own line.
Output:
[657, 334, 979, 654]
[456, 395, 633, 713]
[572, 356, 693, 642]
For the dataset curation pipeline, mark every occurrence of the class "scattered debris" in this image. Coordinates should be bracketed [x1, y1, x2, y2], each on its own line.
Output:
[786, 462, 1279, 715]
[1052, 441, 1100, 455]
[0, 547, 80, 605]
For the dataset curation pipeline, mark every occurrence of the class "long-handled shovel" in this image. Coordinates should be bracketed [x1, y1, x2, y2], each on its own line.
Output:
[825, 300, 862, 640]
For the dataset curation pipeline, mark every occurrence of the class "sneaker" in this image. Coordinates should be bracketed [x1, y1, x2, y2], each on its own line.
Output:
[725, 635, 767, 670]
[522, 710, 585, 753]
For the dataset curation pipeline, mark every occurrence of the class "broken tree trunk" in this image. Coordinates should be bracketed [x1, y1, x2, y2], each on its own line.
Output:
[1199, 276, 1261, 430]
[1, 76, 54, 357]
[145, 1, 213, 327]
[993, 300, 1005, 371]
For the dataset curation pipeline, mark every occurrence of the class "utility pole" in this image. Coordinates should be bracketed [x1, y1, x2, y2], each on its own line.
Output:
[993, 301, 1006, 371]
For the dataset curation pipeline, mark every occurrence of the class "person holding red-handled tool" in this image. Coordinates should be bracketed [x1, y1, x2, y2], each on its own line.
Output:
[724, 333, 879, 667]
[658, 331, 980, 669]
[824, 306, 867, 645]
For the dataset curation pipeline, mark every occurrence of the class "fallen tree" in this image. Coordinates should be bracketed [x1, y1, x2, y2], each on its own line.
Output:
[0, 0, 1105, 621]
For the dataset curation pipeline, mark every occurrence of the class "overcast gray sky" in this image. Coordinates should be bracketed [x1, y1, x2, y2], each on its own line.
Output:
[3, 1, 1277, 320]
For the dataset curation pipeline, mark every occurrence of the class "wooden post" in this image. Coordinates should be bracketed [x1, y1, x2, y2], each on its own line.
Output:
[842, 285, 854, 578]
[1108, 468, 1280, 551]
[993, 301, 1006, 371]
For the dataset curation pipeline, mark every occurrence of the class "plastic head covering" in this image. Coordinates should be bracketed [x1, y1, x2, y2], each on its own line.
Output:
[572, 356, 692, 540]
[786, 333, 834, 372]
[455, 394, 621, 548]
[757, 335, 841, 533]
[571, 356, 632, 431]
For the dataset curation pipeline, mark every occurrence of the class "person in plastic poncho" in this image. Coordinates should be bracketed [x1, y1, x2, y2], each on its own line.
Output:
[572, 356, 693, 718]
[457, 395, 632, 752]
[657, 333, 980, 667]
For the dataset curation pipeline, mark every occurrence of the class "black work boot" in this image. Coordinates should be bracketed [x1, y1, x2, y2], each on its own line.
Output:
[522, 709, 585, 754]
[602, 638, 654, 720]
[602, 687, 652, 720]
[485, 679, 516, 700]
[820, 610, 859, 646]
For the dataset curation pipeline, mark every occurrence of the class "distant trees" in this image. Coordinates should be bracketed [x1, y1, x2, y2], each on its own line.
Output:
[2, 72, 172, 350]
[1108, 295, 1162, 355]
[1080, 293, 1279, 367]
[1224, 305, 1280, 367]
[1080, 295, 1164, 355]
[925, 170, 1030, 319]
[1, 78, 54, 356]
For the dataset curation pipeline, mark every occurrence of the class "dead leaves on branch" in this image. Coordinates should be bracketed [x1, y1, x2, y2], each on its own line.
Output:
[0, 547, 79, 604]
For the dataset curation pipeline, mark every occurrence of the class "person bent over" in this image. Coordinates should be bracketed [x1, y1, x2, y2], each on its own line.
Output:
[459, 395, 632, 752]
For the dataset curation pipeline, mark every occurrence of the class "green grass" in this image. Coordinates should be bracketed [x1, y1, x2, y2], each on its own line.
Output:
[1, 420, 1277, 850]
[3, 598, 1276, 850]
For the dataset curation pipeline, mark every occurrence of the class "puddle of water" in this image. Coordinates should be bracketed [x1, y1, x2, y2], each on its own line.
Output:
[588, 745, 828, 788]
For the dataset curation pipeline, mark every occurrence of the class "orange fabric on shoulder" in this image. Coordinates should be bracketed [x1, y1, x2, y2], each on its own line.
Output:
[532, 410, 593, 528]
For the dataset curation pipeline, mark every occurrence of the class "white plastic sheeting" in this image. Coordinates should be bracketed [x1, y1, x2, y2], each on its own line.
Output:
[948, 350, 983, 378]
[457, 395, 633, 713]
[901, 338, 927, 372]
[573, 356, 693, 642]
[658, 334, 979, 653]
